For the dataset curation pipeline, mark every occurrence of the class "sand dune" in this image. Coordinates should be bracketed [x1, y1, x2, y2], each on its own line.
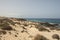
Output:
[0, 17, 60, 40]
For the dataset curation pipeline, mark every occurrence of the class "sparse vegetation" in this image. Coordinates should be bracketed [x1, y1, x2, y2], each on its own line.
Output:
[0, 36, 2, 37]
[52, 34, 60, 40]
[16, 18, 26, 21]
[0, 17, 60, 40]
[1, 26, 13, 30]
[0, 18, 16, 27]
[22, 27, 27, 30]
[0, 30, 6, 35]
[36, 26, 50, 32]
[0, 38, 1, 40]
[40, 22, 55, 27]
[56, 28, 60, 31]
[16, 33, 18, 34]
[40, 22, 60, 31]
[50, 27, 56, 30]
[33, 34, 48, 40]
[15, 22, 20, 25]
[29, 35, 33, 38]
[9, 32, 11, 34]
[24, 24, 28, 26]
[21, 30, 25, 33]
[49, 26, 60, 31]
[0, 18, 14, 31]
[39, 27, 50, 32]
[15, 35, 18, 37]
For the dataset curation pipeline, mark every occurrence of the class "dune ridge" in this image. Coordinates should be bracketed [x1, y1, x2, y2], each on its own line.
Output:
[0, 16, 60, 40]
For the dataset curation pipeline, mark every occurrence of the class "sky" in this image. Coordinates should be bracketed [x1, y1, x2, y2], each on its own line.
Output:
[0, 0, 60, 18]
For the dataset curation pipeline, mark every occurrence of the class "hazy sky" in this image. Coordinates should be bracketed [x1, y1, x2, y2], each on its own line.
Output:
[0, 0, 60, 18]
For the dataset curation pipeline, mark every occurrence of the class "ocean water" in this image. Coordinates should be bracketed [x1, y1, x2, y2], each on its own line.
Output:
[26, 18, 60, 24]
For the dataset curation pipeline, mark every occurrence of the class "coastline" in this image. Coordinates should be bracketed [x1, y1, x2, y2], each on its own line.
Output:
[26, 18, 60, 24]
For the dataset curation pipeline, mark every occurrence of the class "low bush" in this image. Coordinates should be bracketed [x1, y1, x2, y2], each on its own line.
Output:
[34, 34, 48, 40]
[50, 27, 56, 30]
[15, 35, 18, 37]
[56, 28, 60, 31]
[0, 30, 6, 35]
[36, 26, 50, 32]
[24, 24, 28, 26]
[11, 17, 27, 21]
[40, 22, 55, 27]
[52, 34, 60, 40]
[39, 27, 50, 32]
[1, 26, 13, 30]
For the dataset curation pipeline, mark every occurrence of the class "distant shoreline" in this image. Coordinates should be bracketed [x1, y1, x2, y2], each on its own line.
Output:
[26, 18, 60, 24]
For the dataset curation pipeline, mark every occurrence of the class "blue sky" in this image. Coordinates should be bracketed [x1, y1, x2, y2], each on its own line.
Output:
[0, 0, 60, 18]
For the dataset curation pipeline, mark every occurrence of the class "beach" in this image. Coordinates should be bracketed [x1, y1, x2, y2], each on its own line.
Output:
[0, 17, 60, 40]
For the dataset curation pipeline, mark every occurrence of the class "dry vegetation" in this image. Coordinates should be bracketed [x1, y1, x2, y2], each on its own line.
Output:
[40, 22, 60, 31]
[1, 26, 13, 30]
[16, 18, 26, 21]
[35, 25, 50, 32]
[0, 30, 6, 35]
[33, 34, 48, 40]
[0, 17, 26, 31]
[52, 34, 60, 40]
[40, 22, 59, 27]
[0, 17, 60, 40]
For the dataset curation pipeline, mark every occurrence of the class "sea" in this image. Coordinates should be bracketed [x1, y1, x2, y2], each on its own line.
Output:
[26, 18, 60, 24]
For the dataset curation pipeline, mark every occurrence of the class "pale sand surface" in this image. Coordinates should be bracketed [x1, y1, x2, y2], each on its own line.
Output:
[0, 17, 60, 40]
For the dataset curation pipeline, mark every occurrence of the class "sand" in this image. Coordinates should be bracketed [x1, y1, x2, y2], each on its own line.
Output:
[0, 17, 60, 40]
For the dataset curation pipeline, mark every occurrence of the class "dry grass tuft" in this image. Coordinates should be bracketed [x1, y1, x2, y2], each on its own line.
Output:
[1, 26, 13, 30]
[0, 30, 6, 35]
[33, 34, 48, 40]
[52, 34, 60, 40]
[15, 35, 18, 37]
[16, 18, 27, 21]
[36, 26, 50, 32]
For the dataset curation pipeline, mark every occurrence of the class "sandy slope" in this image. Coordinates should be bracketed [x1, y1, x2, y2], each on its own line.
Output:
[0, 17, 60, 40]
